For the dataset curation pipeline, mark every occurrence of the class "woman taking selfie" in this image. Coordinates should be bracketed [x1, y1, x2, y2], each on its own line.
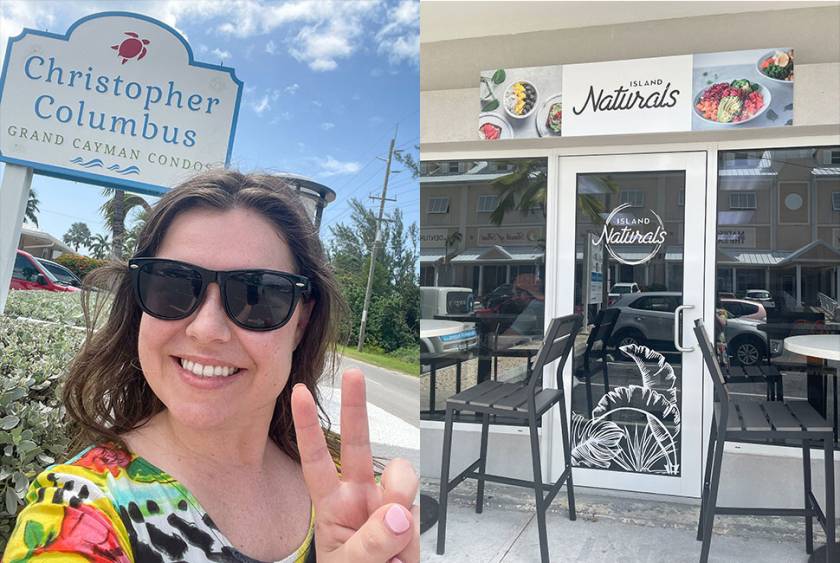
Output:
[3, 170, 419, 563]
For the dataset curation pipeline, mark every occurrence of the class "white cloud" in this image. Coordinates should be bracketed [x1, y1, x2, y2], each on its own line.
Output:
[376, 0, 418, 65]
[0, 0, 57, 61]
[284, 83, 300, 95]
[297, 142, 306, 151]
[251, 95, 271, 115]
[311, 100, 323, 108]
[265, 39, 277, 54]
[318, 156, 361, 176]
[211, 47, 231, 60]
[321, 122, 335, 131]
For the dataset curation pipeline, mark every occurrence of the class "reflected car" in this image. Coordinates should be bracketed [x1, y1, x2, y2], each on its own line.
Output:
[420, 319, 478, 356]
[608, 282, 640, 305]
[420, 286, 474, 319]
[743, 289, 776, 310]
[719, 298, 767, 322]
[608, 292, 781, 366]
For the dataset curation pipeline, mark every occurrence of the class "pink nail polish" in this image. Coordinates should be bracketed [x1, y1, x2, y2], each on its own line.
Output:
[390, 558, 404, 563]
[384, 505, 410, 534]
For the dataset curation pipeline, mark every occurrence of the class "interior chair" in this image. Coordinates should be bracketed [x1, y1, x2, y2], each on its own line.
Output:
[436, 314, 583, 563]
[573, 307, 620, 416]
[693, 319, 835, 563]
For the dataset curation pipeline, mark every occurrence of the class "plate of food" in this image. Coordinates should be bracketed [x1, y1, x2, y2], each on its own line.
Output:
[478, 113, 512, 140]
[503, 80, 538, 120]
[757, 49, 794, 83]
[535, 94, 562, 137]
[694, 79, 771, 126]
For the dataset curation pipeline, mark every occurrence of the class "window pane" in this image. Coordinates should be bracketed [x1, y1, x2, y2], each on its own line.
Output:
[420, 158, 548, 424]
[715, 146, 840, 450]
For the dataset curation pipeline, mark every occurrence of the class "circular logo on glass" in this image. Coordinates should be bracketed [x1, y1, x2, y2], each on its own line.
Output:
[593, 203, 668, 266]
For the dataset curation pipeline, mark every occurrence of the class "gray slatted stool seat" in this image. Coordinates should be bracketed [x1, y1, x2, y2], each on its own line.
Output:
[694, 320, 835, 563]
[437, 314, 583, 563]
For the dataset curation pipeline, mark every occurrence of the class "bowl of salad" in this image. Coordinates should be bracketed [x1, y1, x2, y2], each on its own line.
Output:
[503, 80, 538, 120]
[535, 94, 562, 137]
[757, 50, 794, 83]
[694, 79, 771, 126]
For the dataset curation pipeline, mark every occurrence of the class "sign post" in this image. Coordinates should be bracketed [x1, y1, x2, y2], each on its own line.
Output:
[0, 11, 242, 313]
[0, 165, 33, 313]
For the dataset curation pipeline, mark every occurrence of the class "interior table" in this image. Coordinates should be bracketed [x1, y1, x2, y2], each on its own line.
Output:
[784, 334, 840, 563]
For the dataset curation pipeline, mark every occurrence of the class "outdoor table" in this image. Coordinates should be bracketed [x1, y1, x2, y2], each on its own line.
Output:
[783, 334, 840, 563]
[421, 350, 474, 415]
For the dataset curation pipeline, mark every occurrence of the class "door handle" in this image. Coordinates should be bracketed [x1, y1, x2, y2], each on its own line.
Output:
[674, 304, 695, 352]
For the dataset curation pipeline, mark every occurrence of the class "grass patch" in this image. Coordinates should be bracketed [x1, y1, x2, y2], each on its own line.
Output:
[338, 345, 419, 376]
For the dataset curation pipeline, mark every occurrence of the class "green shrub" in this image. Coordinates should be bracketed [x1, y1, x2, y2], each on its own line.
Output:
[54, 253, 107, 280]
[0, 316, 83, 548]
[388, 345, 419, 365]
[3, 290, 85, 327]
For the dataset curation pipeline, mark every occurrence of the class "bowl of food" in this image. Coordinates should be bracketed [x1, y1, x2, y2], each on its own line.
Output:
[535, 94, 562, 137]
[503, 80, 538, 120]
[757, 50, 794, 83]
[694, 79, 771, 126]
[478, 113, 512, 140]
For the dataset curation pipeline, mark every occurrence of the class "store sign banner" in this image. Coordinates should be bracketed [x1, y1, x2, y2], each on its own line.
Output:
[563, 55, 693, 136]
[420, 228, 450, 248]
[717, 228, 756, 248]
[0, 12, 242, 195]
[478, 226, 544, 246]
[479, 47, 794, 140]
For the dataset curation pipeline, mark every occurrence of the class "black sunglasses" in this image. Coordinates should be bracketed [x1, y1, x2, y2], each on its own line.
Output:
[128, 258, 311, 331]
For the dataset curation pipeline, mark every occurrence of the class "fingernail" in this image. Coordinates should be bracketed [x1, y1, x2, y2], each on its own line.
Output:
[390, 558, 404, 563]
[384, 505, 410, 534]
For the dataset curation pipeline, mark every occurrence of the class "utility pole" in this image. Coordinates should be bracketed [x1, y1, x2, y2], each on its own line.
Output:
[357, 127, 398, 351]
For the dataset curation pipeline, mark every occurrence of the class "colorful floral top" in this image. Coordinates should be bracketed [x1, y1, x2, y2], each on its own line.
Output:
[3, 444, 315, 563]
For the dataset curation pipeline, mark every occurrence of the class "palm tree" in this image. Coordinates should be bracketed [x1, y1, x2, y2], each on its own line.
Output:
[100, 188, 152, 259]
[89, 233, 111, 259]
[25, 189, 40, 227]
[63, 222, 92, 252]
[488, 160, 619, 307]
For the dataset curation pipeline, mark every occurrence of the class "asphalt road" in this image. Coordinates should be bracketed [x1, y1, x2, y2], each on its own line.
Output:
[321, 355, 419, 428]
[319, 355, 420, 467]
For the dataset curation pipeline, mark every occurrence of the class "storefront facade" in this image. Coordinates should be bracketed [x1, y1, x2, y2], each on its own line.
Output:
[420, 2, 840, 509]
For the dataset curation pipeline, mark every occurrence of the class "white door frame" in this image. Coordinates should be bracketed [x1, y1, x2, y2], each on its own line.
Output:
[547, 151, 708, 497]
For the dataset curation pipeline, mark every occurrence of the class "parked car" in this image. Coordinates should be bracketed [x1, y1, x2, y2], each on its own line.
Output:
[420, 319, 478, 356]
[36, 257, 82, 288]
[608, 282, 640, 305]
[608, 292, 781, 366]
[743, 289, 776, 310]
[9, 250, 80, 293]
[719, 298, 767, 322]
[420, 286, 474, 319]
[420, 286, 477, 364]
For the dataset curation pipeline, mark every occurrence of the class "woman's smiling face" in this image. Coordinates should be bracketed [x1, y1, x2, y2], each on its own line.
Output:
[137, 206, 310, 430]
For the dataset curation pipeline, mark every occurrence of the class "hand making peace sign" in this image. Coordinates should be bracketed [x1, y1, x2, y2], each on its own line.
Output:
[291, 369, 420, 562]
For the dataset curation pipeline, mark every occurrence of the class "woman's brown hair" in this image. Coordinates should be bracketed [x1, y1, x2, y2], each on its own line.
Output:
[63, 169, 345, 460]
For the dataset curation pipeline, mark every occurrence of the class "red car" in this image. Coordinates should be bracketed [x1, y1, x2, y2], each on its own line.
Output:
[10, 249, 80, 292]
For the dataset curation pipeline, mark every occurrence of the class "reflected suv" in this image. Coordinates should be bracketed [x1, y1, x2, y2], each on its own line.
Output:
[607, 292, 782, 366]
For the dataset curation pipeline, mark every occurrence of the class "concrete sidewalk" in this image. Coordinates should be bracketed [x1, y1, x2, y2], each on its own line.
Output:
[421, 478, 824, 562]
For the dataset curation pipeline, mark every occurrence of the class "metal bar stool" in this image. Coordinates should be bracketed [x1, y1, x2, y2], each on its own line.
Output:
[693, 319, 835, 563]
[436, 314, 582, 563]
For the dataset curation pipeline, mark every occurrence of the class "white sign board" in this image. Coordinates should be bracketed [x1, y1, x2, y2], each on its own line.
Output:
[0, 12, 242, 195]
[562, 55, 693, 137]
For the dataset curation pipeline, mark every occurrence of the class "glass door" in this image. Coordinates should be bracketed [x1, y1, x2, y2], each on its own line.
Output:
[548, 152, 707, 497]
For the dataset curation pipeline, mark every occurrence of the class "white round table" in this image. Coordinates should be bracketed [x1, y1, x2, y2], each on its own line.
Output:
[784, 335, 840, 361]
[785, 335, 840, 563]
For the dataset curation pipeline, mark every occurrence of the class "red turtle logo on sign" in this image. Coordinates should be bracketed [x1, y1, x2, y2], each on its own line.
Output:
[111, 32, 150, 64]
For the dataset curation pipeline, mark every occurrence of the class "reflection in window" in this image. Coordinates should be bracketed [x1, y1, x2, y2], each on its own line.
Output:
[420, 159, 548, 424]
[729, 191, 757, 209]
[714, 146, 840, 449]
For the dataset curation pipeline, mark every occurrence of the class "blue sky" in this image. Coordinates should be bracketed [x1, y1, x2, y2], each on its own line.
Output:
[0, 0, 419, 251]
